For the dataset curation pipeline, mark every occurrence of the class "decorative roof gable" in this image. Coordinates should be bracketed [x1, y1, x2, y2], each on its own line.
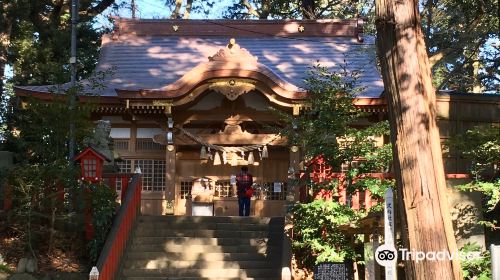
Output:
[208, 38, 258, 64]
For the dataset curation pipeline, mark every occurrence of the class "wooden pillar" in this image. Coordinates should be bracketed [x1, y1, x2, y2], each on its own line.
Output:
[289, 146, 300, 201]
[165, 144, 176, 215]
[129, 123, 137, 153]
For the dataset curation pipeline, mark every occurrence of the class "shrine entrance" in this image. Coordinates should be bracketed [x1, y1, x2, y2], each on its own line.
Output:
[153, 89, 302, 217]
[111, 39, 308, 216]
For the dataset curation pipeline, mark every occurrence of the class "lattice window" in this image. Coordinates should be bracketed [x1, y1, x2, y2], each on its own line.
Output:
[136, 139, 164, 150]
[215, 180, 232, 198]
[83, 159, 97, 178]
[180, 181, 193, 199]
[113, 139, 129, 150]
[256, 182, 288, 200]
[135, 159, 166, 191]
[115, 159, 132, 191]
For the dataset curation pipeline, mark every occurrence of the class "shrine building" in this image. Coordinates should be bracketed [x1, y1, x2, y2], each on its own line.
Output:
[14, 19, 500, 216]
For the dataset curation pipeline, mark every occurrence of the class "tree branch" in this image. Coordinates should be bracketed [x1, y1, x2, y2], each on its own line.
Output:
[171, 0, 183, 19]
[428, 1, 486, 68]
[85, 0, 115, 18]
[241, 0, 261, 18]
[183, 0, 193, 19]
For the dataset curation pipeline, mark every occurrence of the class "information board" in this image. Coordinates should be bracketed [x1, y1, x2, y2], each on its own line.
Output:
[314, 262, 353, 280]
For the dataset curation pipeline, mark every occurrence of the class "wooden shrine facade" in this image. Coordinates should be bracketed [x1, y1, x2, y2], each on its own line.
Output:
[14, 19, 500, 216]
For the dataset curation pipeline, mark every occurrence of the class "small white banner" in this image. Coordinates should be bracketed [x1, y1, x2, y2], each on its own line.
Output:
[384, 188, 396, 280]
[273, 182, 282, 192]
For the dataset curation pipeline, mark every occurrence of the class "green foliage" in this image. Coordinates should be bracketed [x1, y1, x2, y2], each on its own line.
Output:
[421, 0, 499, 92]
[0, 264, 13, 274]
[280, 65, 391, 170]
[2, 74, 112, 264]
[446, 125, 500, 180]
[446, 125, 499, 215]
[446, 125, 499, 233]
[222, 0, 371, 22]
[291, 200, 361, 267]
[456, 181, 500, 213]
[4, 0, 116, 86]
[5, 94, 94, 165]
[6, 163, 80, 259]
[459, 242, 492, 280]
[279, 65, 393, 269]
[85, 182, 118, 264]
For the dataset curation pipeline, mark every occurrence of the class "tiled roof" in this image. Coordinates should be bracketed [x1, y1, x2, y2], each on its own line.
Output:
[16, 19, 384, 99]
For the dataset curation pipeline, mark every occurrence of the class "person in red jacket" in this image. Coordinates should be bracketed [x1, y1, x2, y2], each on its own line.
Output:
[236, 166, 253, 216]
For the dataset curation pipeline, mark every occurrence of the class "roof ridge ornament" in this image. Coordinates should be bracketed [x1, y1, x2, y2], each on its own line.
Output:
[208, 38, 258, 63]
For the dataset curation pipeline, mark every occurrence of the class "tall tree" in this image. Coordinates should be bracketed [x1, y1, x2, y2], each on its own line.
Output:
[223, 0, 364, 20]
[2, 0, 117, 91]
[421, 0, 499, 92]
[164, 0, 215, 19]
[375, 0, 462, 279]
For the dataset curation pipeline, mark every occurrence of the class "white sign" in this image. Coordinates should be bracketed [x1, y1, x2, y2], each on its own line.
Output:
[230, 175, 236, 185]
[492, 244, 500, 280]
[384, 188, 396, 280]
[273, 182, 282, 192]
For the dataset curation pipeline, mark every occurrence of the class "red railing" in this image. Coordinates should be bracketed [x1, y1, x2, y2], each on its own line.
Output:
[102, 173, 134, 202]
[309, 171, 470, 211]
[94, 173, 142, 280]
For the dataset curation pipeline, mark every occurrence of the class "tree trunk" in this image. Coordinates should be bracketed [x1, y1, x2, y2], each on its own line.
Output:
[301, 0, 316, 19]
[375, 0, 462, 279]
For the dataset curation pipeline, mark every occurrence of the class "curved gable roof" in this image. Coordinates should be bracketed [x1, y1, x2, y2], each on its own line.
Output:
[15, 19, 384, 99]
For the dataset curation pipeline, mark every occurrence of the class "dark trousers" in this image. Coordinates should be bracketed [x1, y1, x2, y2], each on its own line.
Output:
[238, 197, 251, 216]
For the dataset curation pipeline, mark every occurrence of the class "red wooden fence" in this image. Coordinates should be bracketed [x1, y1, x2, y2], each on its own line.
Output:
[309, 168, 469, 211]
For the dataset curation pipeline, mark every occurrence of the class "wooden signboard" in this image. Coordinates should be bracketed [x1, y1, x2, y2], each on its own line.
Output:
[314, 262, 353, 280]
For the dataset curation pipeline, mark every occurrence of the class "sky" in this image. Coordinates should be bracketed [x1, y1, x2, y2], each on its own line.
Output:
[96, 0, 230, 28]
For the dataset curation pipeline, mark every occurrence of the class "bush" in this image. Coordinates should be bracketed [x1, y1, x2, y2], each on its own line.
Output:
[85, 182, 118, 264]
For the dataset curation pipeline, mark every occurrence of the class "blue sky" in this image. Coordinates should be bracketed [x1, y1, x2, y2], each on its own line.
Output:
[96, 0, 229, 28]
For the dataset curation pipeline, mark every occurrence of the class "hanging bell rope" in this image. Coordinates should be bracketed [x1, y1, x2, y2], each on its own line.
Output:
[177, 126, 281, 153]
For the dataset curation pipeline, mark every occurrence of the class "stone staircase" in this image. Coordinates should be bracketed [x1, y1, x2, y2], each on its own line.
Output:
[118, 215, 285, 280]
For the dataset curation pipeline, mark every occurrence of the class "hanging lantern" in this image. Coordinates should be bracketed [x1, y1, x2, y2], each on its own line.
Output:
[262, 145, 268, 158]
[213, 151, 221, 165]
[231, 152, 238, 166]
[247, 151, 255, 165]
[200, 146, 207, 159]
[222, 151, 228, 164]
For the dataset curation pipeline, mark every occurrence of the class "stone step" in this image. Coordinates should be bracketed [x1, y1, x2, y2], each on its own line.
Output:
[136, 221, 284, 231]
[125, 251, 280, 262]
[129, 243, 280, 254]
[123, 259, 280, 270]
[123, 277, 279, 280]
[118, 215, 284, 279]
[138, 215, 284, 225]
[131, 236, 281, 246]
[135, 229, 281, 239]
[122, 268, 281, 278]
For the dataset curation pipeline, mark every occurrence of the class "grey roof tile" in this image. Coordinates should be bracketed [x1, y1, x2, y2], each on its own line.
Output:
[18, 35, 384, 98]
